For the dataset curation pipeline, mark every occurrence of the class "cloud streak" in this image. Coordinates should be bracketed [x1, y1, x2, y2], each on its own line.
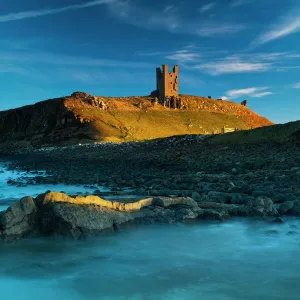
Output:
[227, 87, 269, 98]
[252, 9, 300, 46]
[166, 50, 200, 63]
[195, 23, 246, 36]
[0, 0, 115, 22]
[223, 87, 274, 99]
[252, 91, 274, 97]
[107, 0, 246, 36]
[186, 51, 300, 75]
[199, 3, 216, 13]
[193, 57, 271, 75]
[230, 0, 254, 7]
[0, 50, 154, 70]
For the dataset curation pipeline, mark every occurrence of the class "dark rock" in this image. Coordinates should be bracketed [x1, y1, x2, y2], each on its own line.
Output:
[0, 196, 36, 238]
[252, 190, 272, 198]
[207, 191, 231, 203]
[230, 193, 244, 204]
[246, 197, 278, 217]
[231, 168, 238, 174]
[278, 201, 294, 215]
[290, 200, 300, 215]
[197, 202, 247, 216]
[242, 195, 255, 202]
[229, 186, 243, 193]
[192, 191, 201, 201]
[0, 192, 201, 240]
[198, 209, 230, 221]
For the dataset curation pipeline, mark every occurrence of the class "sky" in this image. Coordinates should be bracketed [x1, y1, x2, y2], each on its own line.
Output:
[0, 0, 300, 123]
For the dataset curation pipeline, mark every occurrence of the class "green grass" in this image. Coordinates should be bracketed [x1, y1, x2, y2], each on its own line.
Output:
[76, 110, 252, 142]
[209, 120, 300, 144]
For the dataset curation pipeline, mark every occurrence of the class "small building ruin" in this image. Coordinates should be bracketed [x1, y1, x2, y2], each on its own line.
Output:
[151, 64, 182, 109]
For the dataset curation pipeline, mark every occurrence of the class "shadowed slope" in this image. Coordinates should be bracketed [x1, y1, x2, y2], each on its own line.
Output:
[209, 120, 300, 144]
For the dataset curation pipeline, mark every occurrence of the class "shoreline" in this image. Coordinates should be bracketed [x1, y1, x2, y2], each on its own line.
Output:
[1, 134, 300, 240]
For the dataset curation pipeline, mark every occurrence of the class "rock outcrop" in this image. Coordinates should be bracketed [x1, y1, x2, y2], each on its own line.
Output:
[0, 92, 273, 149]
[0, 191, 280, 241]
[0, 98, 80, 145]
[0, 196, 37, 238]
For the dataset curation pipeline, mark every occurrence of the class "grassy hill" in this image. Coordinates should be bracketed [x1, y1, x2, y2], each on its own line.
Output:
[209, 120, 300, 144]
[0, 92, 273, 146]
[62, 93, 272, 143]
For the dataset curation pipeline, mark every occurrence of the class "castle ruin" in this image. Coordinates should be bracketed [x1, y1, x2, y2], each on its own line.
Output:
[152, 64, 183, 109]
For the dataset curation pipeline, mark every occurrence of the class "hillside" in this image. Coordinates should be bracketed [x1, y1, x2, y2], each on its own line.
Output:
[209, 120, 300, 144]
[0, 92, 273, 146]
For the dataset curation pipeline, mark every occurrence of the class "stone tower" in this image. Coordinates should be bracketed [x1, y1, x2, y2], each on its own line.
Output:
[156, 64, 179, 106]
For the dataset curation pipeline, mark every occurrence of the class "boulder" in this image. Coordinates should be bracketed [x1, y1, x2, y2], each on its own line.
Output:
[230, 193, 244, 204]
[0, 196, 36, 238]
[1, 192, 202, 240]
[198, 209, 230, 221]
[197, 202, 247, 216]
[246, 196, 278, 216]
[152, 197, 198, 208]
[252, 190, 272, 198]
[192, 191, 201, 201]
[71, 91, 90, 99]
[278, 201, 294, 215]
[207, 191, 231, 203]
[290, 200, 300, 215]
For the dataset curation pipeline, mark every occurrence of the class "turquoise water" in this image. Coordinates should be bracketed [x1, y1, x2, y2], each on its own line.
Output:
[0, 163, 109, 211]
[1, 163, 300, 299]
[1, 220, 300, 300]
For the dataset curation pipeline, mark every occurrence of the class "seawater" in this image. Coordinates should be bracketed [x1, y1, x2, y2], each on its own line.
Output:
[0, 163, 109, 211]
[0, 163, 300, 299]
[0, 220, 300, 300]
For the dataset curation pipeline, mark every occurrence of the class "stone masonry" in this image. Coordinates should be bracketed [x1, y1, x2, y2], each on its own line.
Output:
[154, 64, 182, 109]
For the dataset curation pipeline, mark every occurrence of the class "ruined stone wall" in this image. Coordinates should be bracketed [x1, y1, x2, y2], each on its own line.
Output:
[156, 67, 165, 100]
[156, 64, 179, 103]
[165, 65, 178, 98]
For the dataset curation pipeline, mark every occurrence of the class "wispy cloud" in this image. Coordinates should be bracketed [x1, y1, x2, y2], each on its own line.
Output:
[188, 50, 300, 75]
[107, 0, 246, 37]
[193, 57, 271, 75]
[195, 23, 246, 36]
[220, 96, 229, 100]
[223, 87, 273, 99]
[293, 82, 300, 89]
[0, 0, 115, 22]
[199, 3, 216, 13]
[230, 0, 254, 7]
[166, 50, 200, 63]
[227, 87, 269, 98]
[251, 9, 300, 46]
[107, 1, 180, 31]
[0, 50, 153, 69]
[251, 91, 274, 97]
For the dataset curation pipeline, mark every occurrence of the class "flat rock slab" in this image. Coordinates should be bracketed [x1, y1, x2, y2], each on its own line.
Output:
[0, 191, 280, 241]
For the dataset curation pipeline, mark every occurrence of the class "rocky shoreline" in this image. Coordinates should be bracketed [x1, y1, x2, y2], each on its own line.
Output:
[1, 134, 300, 241]
[0, 191, 284, 241]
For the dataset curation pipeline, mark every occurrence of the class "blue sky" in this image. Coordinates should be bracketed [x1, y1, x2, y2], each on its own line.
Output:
[1, 0, 300, 123]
